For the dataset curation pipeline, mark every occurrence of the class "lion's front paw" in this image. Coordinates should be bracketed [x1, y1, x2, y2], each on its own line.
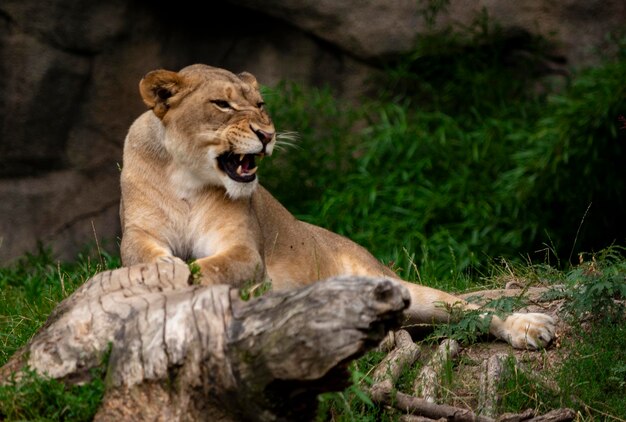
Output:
[499, 313, 556, 349]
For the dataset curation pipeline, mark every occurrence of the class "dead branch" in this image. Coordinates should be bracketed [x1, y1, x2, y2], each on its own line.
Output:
[369, 329, 421, 402]
[495, 407, 576, 422]
[479, 353, 509, 418]
[399, 415, 447, 422]
[387, 389, 495, 422]
[526, 408, 576, 422]
[412, 339, 460, 403]
[496, 409, 536, 422]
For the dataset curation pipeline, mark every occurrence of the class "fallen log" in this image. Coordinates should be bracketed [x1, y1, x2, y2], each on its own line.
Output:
[0, 262, 410, 421]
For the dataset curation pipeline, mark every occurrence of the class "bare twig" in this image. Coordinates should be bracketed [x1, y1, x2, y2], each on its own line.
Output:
[399, 415, 447, 422]
[393, 390, 495, 422]
[496, 408, 535, 422]
[527, 408, 576, 422]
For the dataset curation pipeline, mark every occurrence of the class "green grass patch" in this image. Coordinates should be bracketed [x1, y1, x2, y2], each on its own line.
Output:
[0, 246, 119, 367]
[557, 324, 626, 419]
[0, 367, 106, 421]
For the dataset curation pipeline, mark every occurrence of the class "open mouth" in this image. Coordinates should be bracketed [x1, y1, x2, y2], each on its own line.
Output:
[217, 152, 260, 183]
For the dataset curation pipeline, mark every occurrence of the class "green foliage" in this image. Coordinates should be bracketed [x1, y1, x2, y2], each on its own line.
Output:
[561, 246, 626, 324]
[0, 248, 114, 421]
[263, 24, 625, 280]
[505, 58, 626, 261]
[490, 247, 626, 419]
[260, 83, 361, 217]
[429, 294, 525, 346]
[0, 365, 106, 421]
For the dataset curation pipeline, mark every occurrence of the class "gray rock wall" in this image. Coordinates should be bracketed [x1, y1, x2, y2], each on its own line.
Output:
[0, 0, 623, 263]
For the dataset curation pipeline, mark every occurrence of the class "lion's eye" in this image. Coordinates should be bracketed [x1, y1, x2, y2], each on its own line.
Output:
[211, 100, 232, 109]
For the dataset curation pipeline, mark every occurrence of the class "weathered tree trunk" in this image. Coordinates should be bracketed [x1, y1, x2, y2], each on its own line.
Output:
[0, 262, 410, 421]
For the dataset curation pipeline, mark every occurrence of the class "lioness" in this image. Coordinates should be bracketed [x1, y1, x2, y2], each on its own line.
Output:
[120, 64, 555, 349]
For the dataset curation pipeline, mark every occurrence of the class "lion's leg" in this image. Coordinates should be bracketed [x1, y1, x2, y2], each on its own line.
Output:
[397, 280, 556, 350]
[120, 228, 176, 266]
[194, 247, 265, 287]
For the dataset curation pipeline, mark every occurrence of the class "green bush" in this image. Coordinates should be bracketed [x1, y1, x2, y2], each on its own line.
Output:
[507, 58, 626, 261]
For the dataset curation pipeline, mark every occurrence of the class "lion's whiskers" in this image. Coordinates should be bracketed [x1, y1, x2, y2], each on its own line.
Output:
[274, 131, 301, 151]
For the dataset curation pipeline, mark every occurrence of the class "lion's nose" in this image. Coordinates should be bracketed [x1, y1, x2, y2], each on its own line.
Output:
[252, 127, 274, 145]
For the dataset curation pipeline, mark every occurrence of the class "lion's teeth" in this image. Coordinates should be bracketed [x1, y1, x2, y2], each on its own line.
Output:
[248, 167, 258, 175]
[239, 154, 245, 162]
[236, 165, 243, 175]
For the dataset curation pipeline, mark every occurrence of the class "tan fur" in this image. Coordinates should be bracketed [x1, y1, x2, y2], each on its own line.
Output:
[120, 64, 556, 349]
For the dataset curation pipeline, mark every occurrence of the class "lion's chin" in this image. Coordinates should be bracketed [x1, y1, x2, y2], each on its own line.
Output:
[223, 177, 258, 199]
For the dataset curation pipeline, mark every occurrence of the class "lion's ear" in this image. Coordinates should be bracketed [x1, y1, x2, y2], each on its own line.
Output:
[139, 69, 185, 119]
[237, 71, 258, 89]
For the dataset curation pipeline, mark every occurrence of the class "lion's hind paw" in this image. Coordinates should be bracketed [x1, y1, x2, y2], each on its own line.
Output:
[500, 312, 556, 350]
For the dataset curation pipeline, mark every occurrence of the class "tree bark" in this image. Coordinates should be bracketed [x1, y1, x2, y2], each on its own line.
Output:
[0, 262, 410, 422]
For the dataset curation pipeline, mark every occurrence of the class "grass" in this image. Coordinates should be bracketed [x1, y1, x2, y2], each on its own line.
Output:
[0, 246, 119, 421]
[498, 323, 626, 419]
[0, 366, 107, 421]
[0, 245, 120, 366]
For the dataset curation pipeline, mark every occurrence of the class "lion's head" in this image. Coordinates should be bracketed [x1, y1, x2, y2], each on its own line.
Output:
[139, 64, 275, 198]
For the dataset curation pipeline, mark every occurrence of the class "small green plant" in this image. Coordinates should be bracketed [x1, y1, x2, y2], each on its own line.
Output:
[429, 294, 524, 346]
[561, 246, 626, 324]
[188, 261, 202, 284]
[239, 278, 273, 301]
